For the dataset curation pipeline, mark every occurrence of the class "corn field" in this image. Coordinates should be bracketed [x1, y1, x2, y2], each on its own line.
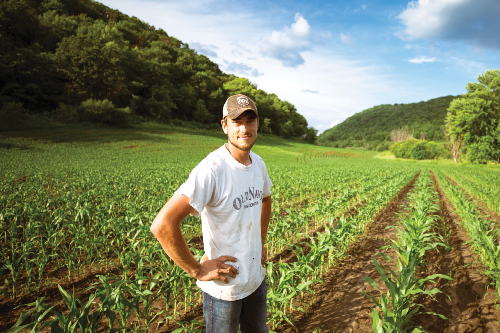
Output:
[1, 127, 500, 332]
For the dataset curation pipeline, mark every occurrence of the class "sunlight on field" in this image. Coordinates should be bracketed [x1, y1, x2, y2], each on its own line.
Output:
[1, 124, 500, 332]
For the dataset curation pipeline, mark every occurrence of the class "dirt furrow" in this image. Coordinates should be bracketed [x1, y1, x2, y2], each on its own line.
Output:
[411, 171, 500, 333]
[278, 172, 420, 333]
[445, 174, 500, 226]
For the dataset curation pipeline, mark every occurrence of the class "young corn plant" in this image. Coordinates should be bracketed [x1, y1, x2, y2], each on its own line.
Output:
[363, 174, 452, 332]
[127, 273, 165, 333]
[6, 286, 102, 333]
[437, 171, 500, 305]
[266, 260, 316, 332]
[4, 250, 24, 299]
[90, 274, 133, 333]
[48, 286, 102, 333]
[6, 297, 56, 333]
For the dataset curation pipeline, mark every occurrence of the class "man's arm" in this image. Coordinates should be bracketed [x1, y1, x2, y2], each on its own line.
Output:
[150, 193, 239, 283]
[260, 195, 272, 265]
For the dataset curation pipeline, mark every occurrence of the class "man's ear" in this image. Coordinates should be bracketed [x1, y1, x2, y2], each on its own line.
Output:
[221, 119, 227, 134]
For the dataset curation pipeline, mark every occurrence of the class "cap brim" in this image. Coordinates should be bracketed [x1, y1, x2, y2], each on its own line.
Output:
[226, 108, 258, 119]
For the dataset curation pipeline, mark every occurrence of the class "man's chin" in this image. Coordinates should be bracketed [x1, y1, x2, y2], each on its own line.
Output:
[229, 140, 254, 152]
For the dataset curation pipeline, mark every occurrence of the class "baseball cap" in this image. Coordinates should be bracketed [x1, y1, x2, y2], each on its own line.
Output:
[223, 94, 258, 119]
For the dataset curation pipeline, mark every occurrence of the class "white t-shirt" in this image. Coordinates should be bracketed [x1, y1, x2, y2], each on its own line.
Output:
[176, 145, 272, 301]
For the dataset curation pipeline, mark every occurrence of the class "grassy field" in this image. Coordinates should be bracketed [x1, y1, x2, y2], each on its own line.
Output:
[1, 123, 500, 332]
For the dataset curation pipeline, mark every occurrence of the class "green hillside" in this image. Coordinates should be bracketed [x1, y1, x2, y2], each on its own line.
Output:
[317, 95, 458, 151]
[0, 0, 315, 141]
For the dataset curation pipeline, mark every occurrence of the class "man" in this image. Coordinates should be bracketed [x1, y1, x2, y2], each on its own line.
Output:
[150, 94, 272, 333]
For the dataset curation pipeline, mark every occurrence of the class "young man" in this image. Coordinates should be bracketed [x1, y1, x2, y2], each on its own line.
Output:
[150, 94, 272, 333]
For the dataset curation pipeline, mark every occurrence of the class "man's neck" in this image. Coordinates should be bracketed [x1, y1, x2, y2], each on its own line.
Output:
[225, 143, 252, 166]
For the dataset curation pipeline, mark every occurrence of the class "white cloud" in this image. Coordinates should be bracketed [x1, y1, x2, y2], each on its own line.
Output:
[95, 0, 424, 132]
[223, 61, 263, 77]
[254, 51, 409, 131]
[302, 89, 319, 93]
[251, 69, 263, 77]
[450, 57, 487, 77]
[315, 120, 341, 134]
[224, 61, 252, 74]
[260, 13, 316, 67]
[407, 56, 436, 64]
[340, 33, 354, 45]
[231, 42, 251, 53]
[190, 42, 218, 58]
[320, 31, 332, 39]
[397, 0, 500, 49]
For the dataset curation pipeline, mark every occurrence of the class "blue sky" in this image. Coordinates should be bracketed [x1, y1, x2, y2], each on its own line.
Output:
[99, 0, 500, 133]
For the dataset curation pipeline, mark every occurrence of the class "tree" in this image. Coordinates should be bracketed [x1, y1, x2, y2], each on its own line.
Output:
[391, 127, 413, 143]
[55, 21, 133, 104]
[442, 127, 462, 163]
[446, 69, 500, 163]
[303, 126, 318, 143]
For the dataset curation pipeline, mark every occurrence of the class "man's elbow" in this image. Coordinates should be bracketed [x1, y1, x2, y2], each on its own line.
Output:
[150, 217, 161, 237]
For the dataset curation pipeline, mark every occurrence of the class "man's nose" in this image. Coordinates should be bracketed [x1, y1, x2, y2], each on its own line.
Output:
[239, 123, 249, 132]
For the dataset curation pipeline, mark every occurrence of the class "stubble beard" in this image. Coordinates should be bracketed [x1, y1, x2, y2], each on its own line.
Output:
[228, 134, 256, 152]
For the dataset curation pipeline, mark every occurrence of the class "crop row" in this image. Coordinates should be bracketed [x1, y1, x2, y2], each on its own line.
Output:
[435, 171, 500, 306]
[267, 167, 413, 255]
[440, 166, 500, 216]
[5, 168, 418, 332]
[364, 172, 451, 332]
[265, 169, 418, 331]
[0, 160, 417, 300]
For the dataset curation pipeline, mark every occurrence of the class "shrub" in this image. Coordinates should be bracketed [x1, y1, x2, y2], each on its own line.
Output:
[390, 138, 419, 158]
[0, 102, 27, 127]
[466, 138, 495, 164]
[376, 141, 392, 152]
[51, 103, 79, 123]
[409, 141, 430, 160]
[424, 141, 444, 159]
[391, 139, 445, 159]
[79, 99, 129, 125]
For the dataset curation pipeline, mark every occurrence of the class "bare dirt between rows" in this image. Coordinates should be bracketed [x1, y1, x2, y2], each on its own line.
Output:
[411, 171, 500, 333]
[275, 171, 421, 333]
[0, 185, 357, 332]
[445, 175, 500, 227]
[279, 169, 500, 333]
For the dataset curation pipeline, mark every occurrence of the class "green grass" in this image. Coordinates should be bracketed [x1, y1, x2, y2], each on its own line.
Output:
[0, 121, 375, 178]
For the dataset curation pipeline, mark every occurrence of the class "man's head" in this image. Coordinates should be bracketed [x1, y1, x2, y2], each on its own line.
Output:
[221, 95, 259, 152]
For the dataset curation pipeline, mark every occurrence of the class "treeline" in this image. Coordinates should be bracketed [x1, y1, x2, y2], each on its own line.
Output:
[446, 69, 500, 164]
[0, 0, 316, 141]
[386, 70, 500, 164]
[317, 96, 457, 150]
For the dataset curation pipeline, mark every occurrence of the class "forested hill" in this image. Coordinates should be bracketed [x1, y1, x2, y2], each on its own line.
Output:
[317, 95, 458, 150]
[0, 0, 316, 141]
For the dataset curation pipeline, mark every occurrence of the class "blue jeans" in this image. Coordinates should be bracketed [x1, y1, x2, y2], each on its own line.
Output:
[203, 279, 269, 333]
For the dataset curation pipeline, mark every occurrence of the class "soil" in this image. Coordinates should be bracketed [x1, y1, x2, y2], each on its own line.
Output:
[411, 171, 500, 333]
[445, 175, 500, 226]
[277, 171, 420, 332]
[3, 170, 500, 333]
[278, 170, 500, 333]
[0, 182, 358, 332]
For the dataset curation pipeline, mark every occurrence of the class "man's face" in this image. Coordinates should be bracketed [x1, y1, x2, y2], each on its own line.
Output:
[222, 111, 259, 152]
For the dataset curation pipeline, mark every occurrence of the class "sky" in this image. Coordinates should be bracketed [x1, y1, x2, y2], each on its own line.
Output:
[98, 0, 500, 133]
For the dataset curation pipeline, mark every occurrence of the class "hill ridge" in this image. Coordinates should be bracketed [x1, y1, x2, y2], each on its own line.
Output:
[317, 95, 458, 150]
